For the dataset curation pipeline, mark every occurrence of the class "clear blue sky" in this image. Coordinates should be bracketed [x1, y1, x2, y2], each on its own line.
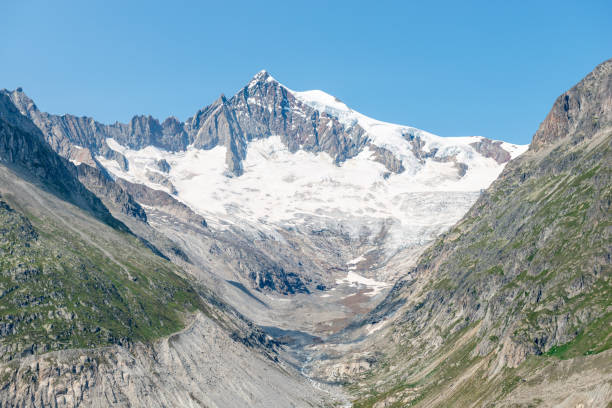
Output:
[1, 1, 610, 144]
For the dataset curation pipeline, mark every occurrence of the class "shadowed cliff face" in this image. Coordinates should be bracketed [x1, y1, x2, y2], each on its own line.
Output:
[0, 93, 128, 232]
[187, 71, 371, 175]
[75, 163, 148, 223]
[3, 72, 371, 177]
[335, 59, 612, 407]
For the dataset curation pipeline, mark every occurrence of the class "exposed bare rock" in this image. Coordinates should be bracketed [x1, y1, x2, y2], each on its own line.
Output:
[3, 70, 519, 181]
[0, 93, 128, 232]
[368, 144, 405, 173]
[454, 161, 469, 176]
[182, 72, 372, 175]
[470, 138, 511, 163]
[531, 58, 612, 151]
[99, 143, 130, 170]
[0, 313, 342, 408]
[145, 170, 177, 194]
[115, 178, 206, 227]
[75, 163, 147, 222]
[155, 158, 171, 173]
[3, 90, 189, 161]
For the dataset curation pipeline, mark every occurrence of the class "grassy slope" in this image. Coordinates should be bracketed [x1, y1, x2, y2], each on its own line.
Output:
[0, 188, 204, 361]
[349, 65, 612, 406]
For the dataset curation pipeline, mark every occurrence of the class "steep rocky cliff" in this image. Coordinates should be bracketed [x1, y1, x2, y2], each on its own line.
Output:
[75, 163, 148, 223]
[0, 92, 128, 232]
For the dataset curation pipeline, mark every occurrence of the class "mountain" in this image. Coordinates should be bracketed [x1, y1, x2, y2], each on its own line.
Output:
[5, 70, 522, 177]
[0, 92, 129, 232]
[0, 75, 531, 405]
[2, 72, 526, 300]
[0, 88, 342, 407]
[314, 59, 612, 407]
[1, 55, 609, 407]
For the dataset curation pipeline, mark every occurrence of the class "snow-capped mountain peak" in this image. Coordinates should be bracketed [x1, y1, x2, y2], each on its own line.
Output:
[4, 75, 528, 269]
[248, 69, 277, 87]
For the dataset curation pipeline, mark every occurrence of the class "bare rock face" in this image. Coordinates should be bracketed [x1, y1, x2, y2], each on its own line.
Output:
[531, 58, 612, 151]
[144, 170, 177, 194]
[470, 138, 511, 164]
[115, 178, 207, 227]
[99, 144, 130, 170]
[0, 313, 341, 408]
[155, 158, 171, 173]
[75, 163, 147, 223]
[2, 90, 189, 162]
[0, 93, 128, 232]
[4, 71, 519, 180]
[184, 71, 371, 175]
[114, 115, 189, 152]
[2, 72, 372, 177]
[368, 144, 405, 173]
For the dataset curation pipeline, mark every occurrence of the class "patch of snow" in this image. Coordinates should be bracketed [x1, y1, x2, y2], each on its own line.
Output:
[347, 255, 366, 265]
[336, 271, 390, 296]
[501, 141, 530, 159]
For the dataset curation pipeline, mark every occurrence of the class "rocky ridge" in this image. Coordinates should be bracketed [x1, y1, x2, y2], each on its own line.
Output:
[0, 92, 128, 232]
[3, 70, 516, 178]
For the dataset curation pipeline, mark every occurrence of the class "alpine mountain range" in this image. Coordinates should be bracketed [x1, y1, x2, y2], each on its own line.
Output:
[0, 59, 609, 407]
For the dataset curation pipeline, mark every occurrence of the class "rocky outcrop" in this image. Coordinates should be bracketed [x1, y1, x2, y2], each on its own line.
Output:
[75, 163, 147, 222]
[99, 144, 129, 170]
[155, 158, 171, 173]
[144, 170, 177, 194]
[0, 196, 38, 244]
[175, 71, 373, 176]
[115, 178, 207, 227]
[470, 138, 511, 164]
[368, 144, 405, 173]
[0, 93, 128, 232]
[114, 115, 189, 152]
[203, 71, 370, 174]
[4, 90, 190, 154]
[531, 58, 612, 151]
[205, 235, 311, 295]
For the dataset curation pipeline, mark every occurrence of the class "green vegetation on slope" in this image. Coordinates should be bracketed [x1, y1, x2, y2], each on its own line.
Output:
[350, 60, 612, 406]
[0, 197, 203, 361]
